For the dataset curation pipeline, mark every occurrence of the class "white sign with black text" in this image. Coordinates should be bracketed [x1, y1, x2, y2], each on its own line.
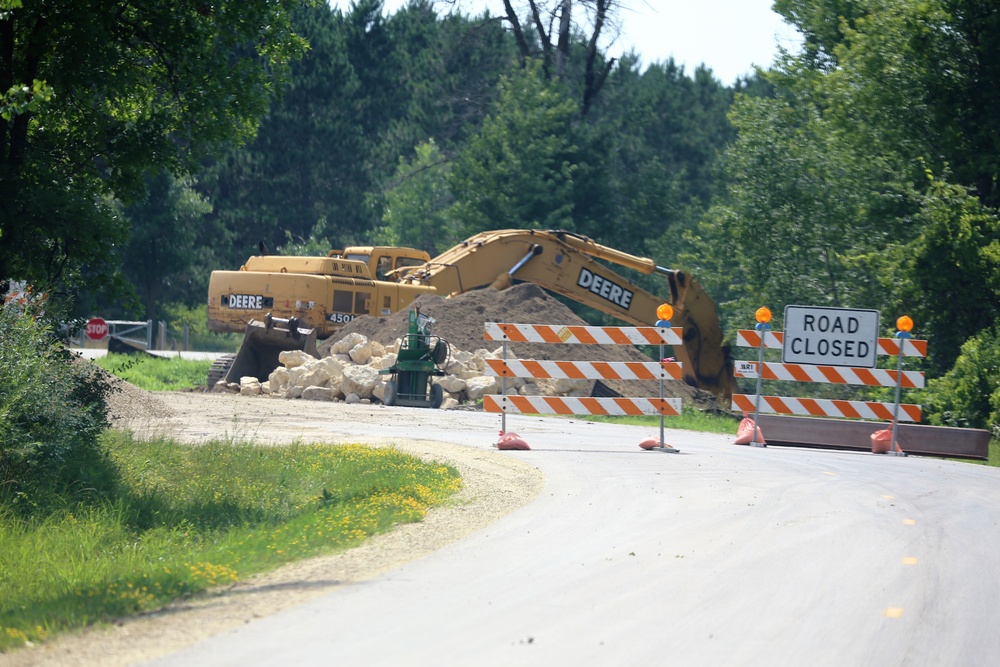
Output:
[782, 305, 879, 368]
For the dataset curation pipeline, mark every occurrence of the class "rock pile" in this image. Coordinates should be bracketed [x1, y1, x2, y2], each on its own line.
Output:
[215, 330, 591, 409]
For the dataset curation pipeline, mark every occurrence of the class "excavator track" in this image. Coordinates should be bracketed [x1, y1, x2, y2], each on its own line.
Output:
[206, 354, 236, 388]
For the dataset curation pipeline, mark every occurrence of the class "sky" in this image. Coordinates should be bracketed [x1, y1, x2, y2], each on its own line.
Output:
[330, 1, 802, 85]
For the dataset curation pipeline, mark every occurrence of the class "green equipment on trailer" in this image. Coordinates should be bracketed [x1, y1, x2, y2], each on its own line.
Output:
[380, 306, 449, 408]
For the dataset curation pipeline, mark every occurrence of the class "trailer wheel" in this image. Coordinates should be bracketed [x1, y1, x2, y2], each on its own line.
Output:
[430, 383, 444, 409]
[383, 380, 398, 407]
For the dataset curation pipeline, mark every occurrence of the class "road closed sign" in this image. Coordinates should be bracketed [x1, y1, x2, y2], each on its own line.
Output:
[782, 306, 879, 368]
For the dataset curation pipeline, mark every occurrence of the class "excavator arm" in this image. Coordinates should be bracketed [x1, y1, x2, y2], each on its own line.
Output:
[399, 229, 733, 401]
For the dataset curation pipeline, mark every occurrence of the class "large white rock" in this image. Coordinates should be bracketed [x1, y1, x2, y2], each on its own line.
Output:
[302, 386, 337, 402]
[331, 332, 367, 355]
[239, 376, 261, 396]
[538, 378, 590, 396]
[470, 350, 491, 371]
[269, 366, 290, 391]
[288, 362, 331, 389]
[278, 349, 314, 369]
[466, 375, 498, 400]
[455, 366, 483, 380]
[287, 385, 304, 399]
[213, 379, 236, 393]
[435, 374, 467, 394]
[341, 365, 379, 398]
[451, 349, 473, 365]
[349, 340, 374, 365]
[440, 397, 459, 410]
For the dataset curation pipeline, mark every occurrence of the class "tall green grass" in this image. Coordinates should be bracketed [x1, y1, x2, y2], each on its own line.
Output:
[574, 410, 738, 435]
[0, 432, 461, 651]
[92, 353, 213, 391]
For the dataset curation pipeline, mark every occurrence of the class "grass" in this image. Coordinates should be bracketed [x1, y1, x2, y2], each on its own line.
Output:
[0, 432, 461, 652]
[570, 410, 739, 435]
[92, 353, 213, 391]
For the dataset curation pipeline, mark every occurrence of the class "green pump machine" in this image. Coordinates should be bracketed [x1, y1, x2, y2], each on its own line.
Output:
[380, 306, 449, 408]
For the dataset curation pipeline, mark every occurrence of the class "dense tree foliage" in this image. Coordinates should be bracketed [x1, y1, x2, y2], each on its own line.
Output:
[117, 170, 212, 323]
[0, 0, 306, 305]
[702, 0, 999, 377]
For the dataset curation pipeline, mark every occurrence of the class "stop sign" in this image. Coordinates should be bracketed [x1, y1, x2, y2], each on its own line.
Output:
[85, 317, 109, 341]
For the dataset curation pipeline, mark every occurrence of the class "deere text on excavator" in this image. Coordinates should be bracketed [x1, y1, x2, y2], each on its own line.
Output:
[206, 229, 733, 401]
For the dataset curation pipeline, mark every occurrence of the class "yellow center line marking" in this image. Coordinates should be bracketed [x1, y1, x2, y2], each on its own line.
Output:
[902, 557, 918, 565]
[883, 607, 904, 618]
[903, 519, 916, 525]
[882, 494, 895, 500]
[823, 472, 838, 476]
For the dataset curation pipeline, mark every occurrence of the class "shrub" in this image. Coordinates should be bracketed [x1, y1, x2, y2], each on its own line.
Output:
[0, 296, 116, 511]
[920, 327, 1000, 434]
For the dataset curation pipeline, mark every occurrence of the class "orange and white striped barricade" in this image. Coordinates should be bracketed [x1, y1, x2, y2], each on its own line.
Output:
[733, 319, 926, 455]
[483, 323, 683, 452]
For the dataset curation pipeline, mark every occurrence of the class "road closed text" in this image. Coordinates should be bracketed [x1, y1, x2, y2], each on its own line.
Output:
[782, 306, 879, 368]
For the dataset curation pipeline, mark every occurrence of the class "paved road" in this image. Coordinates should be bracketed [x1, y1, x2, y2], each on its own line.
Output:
[147, 410, 1000, 667]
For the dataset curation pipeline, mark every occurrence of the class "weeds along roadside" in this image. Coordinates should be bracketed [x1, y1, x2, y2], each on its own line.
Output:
[0, 432, 462, 652]
[91, 353, 213, 392]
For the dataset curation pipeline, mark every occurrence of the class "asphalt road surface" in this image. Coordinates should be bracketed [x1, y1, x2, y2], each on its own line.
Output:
[146, 409, 1000, 667]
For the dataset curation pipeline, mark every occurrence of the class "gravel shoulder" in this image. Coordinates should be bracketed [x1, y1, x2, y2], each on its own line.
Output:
[3, 391, 543, 667]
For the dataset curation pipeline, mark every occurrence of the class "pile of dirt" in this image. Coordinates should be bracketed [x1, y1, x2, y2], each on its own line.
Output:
[75, 358, 175, 427]
[324, 283, 716, 407]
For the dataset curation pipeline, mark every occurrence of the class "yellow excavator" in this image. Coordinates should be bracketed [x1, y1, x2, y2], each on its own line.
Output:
[206, 229, 733, 400]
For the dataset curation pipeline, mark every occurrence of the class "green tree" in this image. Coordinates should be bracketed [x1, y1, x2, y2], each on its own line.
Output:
[921, 327, 1000, 432]
[448, 62, 585, 236]
[377, 139, 458, 254]
[707, 0, 1000, 344]
[772, 0, 1000, 208]
[197, 2, 369, 268]
[904, 179, 1000, 372]
[593, 56, 737, 260]
[499, 0, 619, 115]
[118, 170, 212, 322]
[0, 0, 306, 306]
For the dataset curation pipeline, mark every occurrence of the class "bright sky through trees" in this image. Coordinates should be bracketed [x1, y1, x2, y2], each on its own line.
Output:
[330, 0, 801, 84]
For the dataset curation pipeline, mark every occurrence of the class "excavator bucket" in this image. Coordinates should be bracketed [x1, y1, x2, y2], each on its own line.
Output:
[224, 316, 319, 384]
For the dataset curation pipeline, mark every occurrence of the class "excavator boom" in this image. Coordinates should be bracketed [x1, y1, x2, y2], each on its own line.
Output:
[400, 229, 732, 400]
